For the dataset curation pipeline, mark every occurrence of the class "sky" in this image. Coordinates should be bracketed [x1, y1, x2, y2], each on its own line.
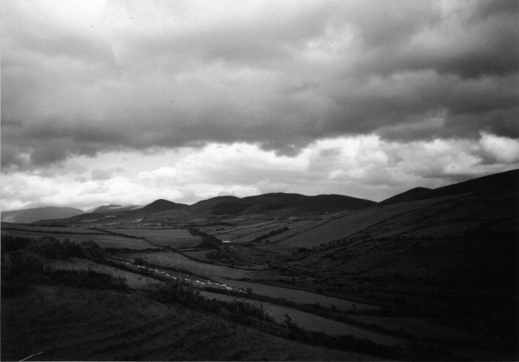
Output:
[1, 0, 519, 211]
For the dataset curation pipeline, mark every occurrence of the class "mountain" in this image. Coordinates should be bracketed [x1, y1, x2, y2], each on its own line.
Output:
[232, 193, 376, 215]
[31, 199, 188, 225]
[136, 199, 188, 213]
[1, 206, 84, 224]
[187, 196, 242, 214]
[380, 169, 519, 205]
[28, 170, 519, 225]
[89, 204, 140, 213]
[149, 193, 377, 221]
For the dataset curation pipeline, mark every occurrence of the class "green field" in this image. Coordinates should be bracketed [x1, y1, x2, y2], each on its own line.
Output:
[200, 291, 405, 346]
[181, 250, 214, 263]
[2, 223, 107, 234]
[122, 251, 268, 280]
[48, 258, 162, 288]
[1, 229, 155, 250]
[212, 279, 380, 311]
[273, 202, 430, 249]
[104, 228, 201, 248]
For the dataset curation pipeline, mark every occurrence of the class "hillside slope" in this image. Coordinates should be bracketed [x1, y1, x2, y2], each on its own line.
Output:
[1, 284, 375, 361]
[380, 187, 431, 205]
[381, 169, 519, 205]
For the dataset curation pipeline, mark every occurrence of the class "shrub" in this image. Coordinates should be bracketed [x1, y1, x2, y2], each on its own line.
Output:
[1, 235, 34, 253]
[31, 237, 83, 259]
[1, 280, 30, 297]
[9, 250, 45, 275]
[48, 269, 128, 291]
[134, 257, 147, 266]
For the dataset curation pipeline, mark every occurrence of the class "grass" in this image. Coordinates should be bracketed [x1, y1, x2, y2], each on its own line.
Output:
[1, 284, 378, 361]
[200, 291, 405, 346]
[1, 229, 155, 249]
[122, 251, 269, 280]
[211, 279, 380, 311]
[47, 258, 161, 289]
[104, 228, 201, 248]
[1, 223, 107, 234]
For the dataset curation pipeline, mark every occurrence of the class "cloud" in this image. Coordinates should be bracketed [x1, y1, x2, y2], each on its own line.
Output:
[479, 133, 519, 163]
[2, 134, 519, 211]
[2, 0, 518, 172]
[91, 168, 112, 180]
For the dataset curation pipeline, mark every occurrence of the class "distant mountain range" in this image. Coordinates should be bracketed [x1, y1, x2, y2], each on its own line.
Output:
[1, 206, 85, 224]
[3, 169, 517, 225]
[185, 193, 376, 216]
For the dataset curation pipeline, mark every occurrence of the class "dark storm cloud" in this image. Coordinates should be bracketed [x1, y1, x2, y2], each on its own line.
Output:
[130, 3, 336, 66]
[472, 0, 519, 20]
[345, 0, 519, 80]
[2, 0, 518, 171]
[22, 32, 116, 66]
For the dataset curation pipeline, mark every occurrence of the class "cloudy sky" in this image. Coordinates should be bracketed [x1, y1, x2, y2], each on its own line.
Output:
[2, 0, 519, 211]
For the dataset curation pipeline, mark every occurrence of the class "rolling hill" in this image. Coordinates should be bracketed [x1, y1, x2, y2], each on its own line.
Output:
[136, 199, 188, 213]
[381, 169, 519, 205]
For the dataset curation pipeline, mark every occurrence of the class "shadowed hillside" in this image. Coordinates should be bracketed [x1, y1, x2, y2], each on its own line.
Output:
[381, 169, 519, 205]
[380, 187, 431, 205]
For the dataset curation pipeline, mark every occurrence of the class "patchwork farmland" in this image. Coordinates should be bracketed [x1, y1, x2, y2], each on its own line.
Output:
[2, 170, 518, 360]
[101, 228, 202, 248]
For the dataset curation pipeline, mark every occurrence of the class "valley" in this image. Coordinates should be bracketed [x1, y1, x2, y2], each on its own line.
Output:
[2, 169, 518, 361]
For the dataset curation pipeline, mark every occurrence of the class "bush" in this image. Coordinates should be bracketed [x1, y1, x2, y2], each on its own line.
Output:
[4, 237, 105, 276]
[134, 257, 147, 266]
[48, 269, 128, 291]
[9, 250, 45, 275]
[1, 235, 34, 253]
[31, 237, 83, 259]
[80, 241, 104, 260]
[1, 280, 30, 297]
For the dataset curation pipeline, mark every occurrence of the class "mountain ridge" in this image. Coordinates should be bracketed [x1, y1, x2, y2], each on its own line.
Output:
[20, 168, 519, 224]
